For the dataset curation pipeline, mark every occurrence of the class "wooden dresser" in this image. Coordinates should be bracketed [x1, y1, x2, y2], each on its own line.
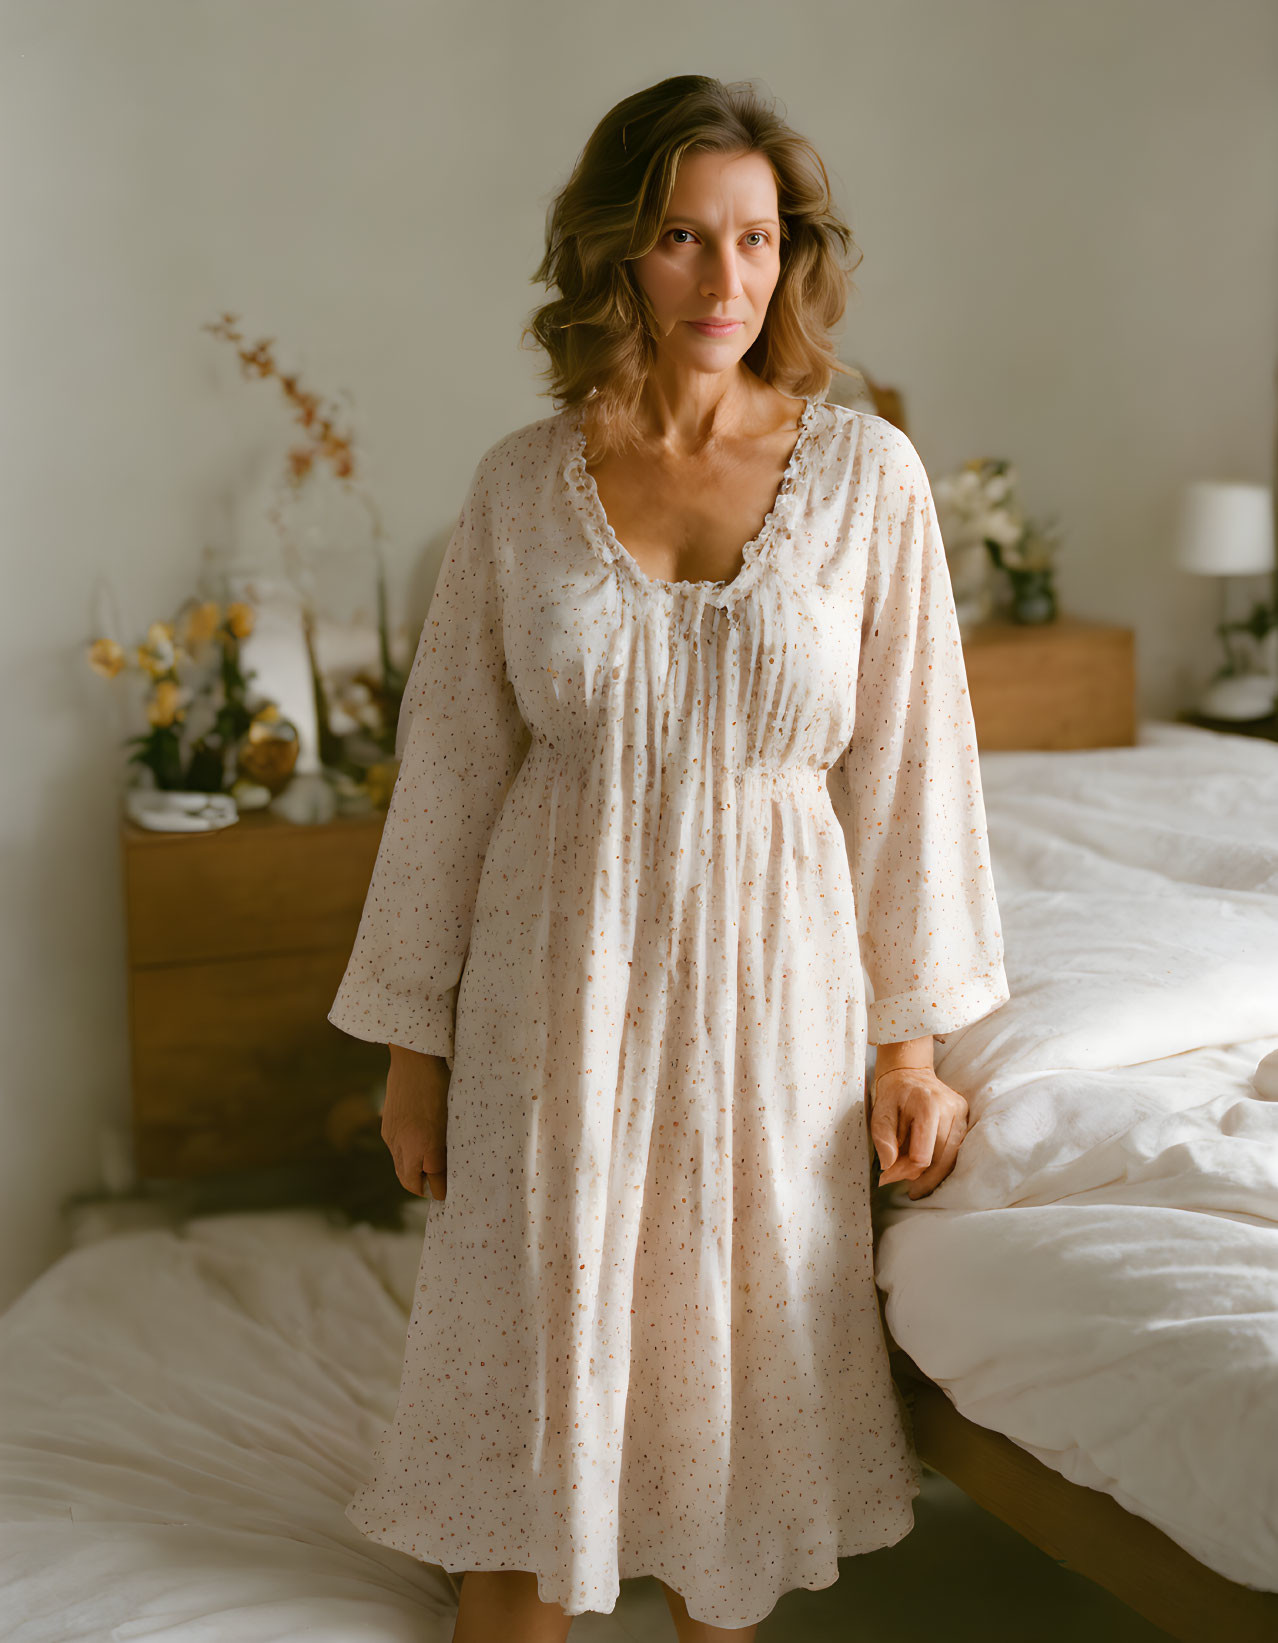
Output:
[961, 614, 1137, 751]
[121, 807, 389, 1179]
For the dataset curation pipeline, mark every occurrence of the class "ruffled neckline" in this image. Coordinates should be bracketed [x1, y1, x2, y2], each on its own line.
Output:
[561, 394, 826, 609]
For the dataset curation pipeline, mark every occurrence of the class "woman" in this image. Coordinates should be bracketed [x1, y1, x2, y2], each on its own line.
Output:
[329, 74, 1010, 1643]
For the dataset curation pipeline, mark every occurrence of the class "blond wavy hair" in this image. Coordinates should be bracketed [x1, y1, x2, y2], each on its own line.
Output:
[521, 75, 864, 457]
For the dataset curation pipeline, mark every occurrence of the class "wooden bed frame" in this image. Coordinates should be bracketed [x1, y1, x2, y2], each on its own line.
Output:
[882, 1331, 1278, 1643]
[114, 640, 1277, 1642]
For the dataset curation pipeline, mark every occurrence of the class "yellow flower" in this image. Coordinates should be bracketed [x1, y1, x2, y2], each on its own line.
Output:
[247, 704, 286, 742]
[183, 601, 222, 645]
[86, 637, 126, 679]
[147, 678, 185, 727]
[226, 601, 255, 639]
[137, 621, 178, 678]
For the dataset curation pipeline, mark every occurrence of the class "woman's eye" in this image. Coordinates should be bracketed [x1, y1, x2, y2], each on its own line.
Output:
[666, 229, 769, 247]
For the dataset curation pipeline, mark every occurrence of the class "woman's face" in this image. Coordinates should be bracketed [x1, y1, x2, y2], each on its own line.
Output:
[630, 148, 782, 373]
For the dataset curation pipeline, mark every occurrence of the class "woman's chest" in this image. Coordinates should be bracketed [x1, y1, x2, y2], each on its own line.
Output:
[582, 429, 803, 588]
[499, 531, 866, 762]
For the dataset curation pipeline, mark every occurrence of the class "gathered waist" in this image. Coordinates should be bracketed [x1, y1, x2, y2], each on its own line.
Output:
[525, 728, 832, 792]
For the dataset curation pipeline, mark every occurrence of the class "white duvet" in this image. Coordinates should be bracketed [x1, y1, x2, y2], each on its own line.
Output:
[874, 719, 1278, 1592]
[1, 718, 1275, 1641]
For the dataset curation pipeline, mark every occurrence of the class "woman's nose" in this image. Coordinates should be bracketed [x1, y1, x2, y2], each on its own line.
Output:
[700, 255, 744, 300]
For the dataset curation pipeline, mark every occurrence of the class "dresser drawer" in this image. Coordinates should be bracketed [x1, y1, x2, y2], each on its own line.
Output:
[121, 808, 385, 967]
[121, 807, 389, 1178]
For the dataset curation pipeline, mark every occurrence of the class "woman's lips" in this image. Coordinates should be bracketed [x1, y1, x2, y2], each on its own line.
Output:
[686, 319, 743, 337]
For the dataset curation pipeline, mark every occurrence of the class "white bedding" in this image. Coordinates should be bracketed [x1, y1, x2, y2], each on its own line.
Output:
[0, 1205, 656, 1641]
[874, 720, 1278, 1592]
[2, 718, 1275, 1640]
[1, 1209, 443, 1641]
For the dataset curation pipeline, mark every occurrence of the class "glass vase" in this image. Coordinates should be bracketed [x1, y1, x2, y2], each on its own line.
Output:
[1008, 569, 1058, 625]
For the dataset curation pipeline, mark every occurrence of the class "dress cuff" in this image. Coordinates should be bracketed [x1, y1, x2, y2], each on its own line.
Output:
[866, 970, 1011, 1046]
[327, 986, 458, 1068]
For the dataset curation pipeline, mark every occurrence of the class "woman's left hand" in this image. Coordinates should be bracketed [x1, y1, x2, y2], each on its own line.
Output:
[869, 1065, 970, 1200]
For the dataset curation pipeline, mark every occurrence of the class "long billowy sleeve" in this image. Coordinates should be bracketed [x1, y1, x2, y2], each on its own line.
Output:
[327, 455, 531, 1066]
[827, 428, 1010, 1047]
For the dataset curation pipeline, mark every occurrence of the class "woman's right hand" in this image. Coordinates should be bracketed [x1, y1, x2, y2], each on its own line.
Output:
[383, 1044, 451, 1200]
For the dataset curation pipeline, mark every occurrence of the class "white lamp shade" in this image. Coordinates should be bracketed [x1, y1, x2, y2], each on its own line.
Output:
[1176, 480, 1276, 576]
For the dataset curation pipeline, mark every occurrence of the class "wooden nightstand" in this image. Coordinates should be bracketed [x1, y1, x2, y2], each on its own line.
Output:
[121, 805, 389, 1179]
[961, 615, 1137, 751]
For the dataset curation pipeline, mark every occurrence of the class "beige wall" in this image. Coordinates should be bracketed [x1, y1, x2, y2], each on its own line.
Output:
[2, 0, 1275, 1310]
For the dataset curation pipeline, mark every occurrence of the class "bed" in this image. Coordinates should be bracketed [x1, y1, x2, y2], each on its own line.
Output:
[2, 717, 1276, 1642]
[875, 718, 1278, 1641]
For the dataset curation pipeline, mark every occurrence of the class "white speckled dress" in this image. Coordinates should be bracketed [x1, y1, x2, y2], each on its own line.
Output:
[328, 394, 1010, 1629]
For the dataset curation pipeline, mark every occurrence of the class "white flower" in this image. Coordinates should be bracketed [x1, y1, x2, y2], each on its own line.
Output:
[327, 701, 361, 736]
[981, 507, 1025, 549]
[948, 539, 994, 599]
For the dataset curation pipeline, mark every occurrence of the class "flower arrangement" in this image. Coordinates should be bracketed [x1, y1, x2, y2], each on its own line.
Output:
[86, 598, 299, 796]
[84, 317, 405, 815]
[200, 314, 406, 780]
[933, 457, 1063, 625]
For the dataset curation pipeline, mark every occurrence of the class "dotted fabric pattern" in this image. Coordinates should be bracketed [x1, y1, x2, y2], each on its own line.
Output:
[328, 395, 1010, 1628]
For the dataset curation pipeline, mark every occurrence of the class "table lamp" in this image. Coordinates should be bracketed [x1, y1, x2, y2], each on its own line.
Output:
[1176, 479, 1276, 719]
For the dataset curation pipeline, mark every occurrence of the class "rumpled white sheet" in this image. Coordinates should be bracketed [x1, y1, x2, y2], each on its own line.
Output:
[874, 719, 1278, 1592]
[0, 1209, 471, 1642]
[0, 1203, 656, 1642]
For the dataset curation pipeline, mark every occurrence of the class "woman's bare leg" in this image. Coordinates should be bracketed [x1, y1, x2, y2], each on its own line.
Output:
[658, 1578, 761, 1642]
[450, 1569, 574, 1643]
